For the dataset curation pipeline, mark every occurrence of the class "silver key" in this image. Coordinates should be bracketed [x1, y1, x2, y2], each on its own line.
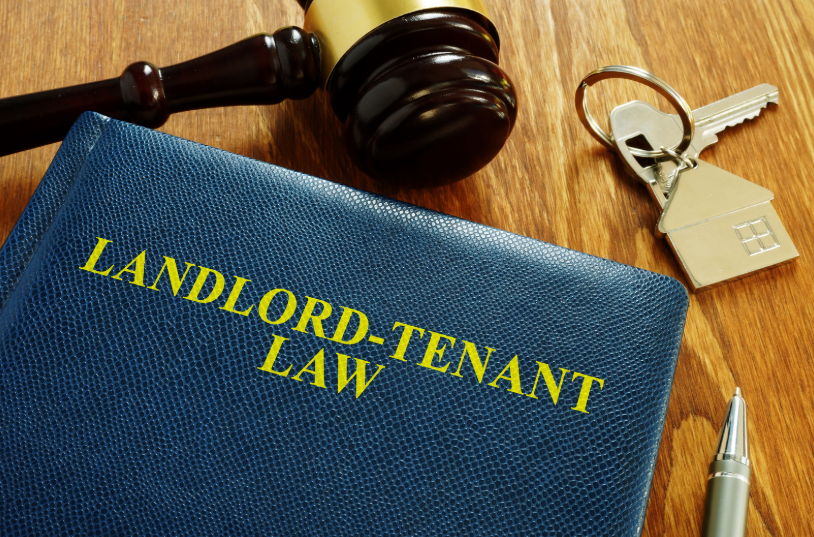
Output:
[609, 84, 779, 199]
[608, 84, 797, 291]
[575, 67, 797, 291]
[689, 83, 779, 158]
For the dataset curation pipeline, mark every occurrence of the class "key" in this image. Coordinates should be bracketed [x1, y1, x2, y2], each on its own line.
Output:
[688, 83, 779, 157]
[574, 67, 797, 291]
[607, 85, 796, 291]
[609, 84, 779, 197]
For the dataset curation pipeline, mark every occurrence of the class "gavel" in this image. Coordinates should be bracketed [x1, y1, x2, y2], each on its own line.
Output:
[0, 0, 517, 186]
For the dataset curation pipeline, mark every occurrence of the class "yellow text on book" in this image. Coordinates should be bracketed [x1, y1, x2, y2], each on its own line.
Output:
[80, 236, 605, 411]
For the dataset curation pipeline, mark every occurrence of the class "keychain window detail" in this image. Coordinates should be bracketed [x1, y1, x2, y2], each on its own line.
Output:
[734, 218, 781, 256]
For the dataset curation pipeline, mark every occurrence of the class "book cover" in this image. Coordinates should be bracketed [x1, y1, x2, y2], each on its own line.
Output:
[0, 112, 688, 536]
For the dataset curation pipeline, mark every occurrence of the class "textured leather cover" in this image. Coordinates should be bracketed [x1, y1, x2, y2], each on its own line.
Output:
[0, 112, 688, 536]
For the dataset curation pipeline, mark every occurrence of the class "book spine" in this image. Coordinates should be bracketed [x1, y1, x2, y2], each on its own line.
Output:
[0, 112, 110, 310]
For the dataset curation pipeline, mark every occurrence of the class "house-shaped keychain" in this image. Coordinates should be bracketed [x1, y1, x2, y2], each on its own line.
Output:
[657, 159, 798, 290]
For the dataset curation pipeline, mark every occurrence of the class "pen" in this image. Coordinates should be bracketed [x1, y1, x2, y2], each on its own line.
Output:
[702, 387, 750, 537]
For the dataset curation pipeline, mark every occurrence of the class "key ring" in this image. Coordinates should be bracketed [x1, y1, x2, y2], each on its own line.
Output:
[575, 65, 695, 159]
[659, 145, 696, 170]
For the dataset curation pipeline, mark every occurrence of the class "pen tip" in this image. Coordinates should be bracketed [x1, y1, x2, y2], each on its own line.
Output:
[714, 386, 749, 461]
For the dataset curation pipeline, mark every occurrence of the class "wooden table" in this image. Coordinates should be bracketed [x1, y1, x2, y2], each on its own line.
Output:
[1, 1, 812, 535]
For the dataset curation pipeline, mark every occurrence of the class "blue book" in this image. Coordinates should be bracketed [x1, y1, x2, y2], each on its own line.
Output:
[0, 112, 688, 536]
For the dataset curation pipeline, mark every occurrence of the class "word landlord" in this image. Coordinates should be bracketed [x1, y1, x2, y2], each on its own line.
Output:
[80, 237, 605, 412]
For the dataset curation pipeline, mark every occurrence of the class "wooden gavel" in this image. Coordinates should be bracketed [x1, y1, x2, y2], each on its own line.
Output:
[0, 0, 517, 185]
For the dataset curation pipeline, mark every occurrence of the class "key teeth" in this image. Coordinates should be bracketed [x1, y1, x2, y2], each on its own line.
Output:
[706, 103, 770, 137]
[724, 110, 761, 128]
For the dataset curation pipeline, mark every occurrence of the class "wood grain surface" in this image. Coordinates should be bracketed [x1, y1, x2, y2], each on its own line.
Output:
[1, 1, 812, 535]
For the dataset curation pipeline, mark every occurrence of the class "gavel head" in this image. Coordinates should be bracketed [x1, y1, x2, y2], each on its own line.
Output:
[303, 0, 517, 186]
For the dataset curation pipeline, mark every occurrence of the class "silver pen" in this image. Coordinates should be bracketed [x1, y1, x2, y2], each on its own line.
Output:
[702, 387, 750, 537]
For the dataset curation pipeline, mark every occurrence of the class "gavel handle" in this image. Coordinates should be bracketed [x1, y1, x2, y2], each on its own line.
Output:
[0, 28, 320, 157]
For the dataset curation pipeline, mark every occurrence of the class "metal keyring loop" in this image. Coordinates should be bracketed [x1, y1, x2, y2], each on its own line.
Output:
[660, 145, 696, 170]
[575, 65, 695, 158]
